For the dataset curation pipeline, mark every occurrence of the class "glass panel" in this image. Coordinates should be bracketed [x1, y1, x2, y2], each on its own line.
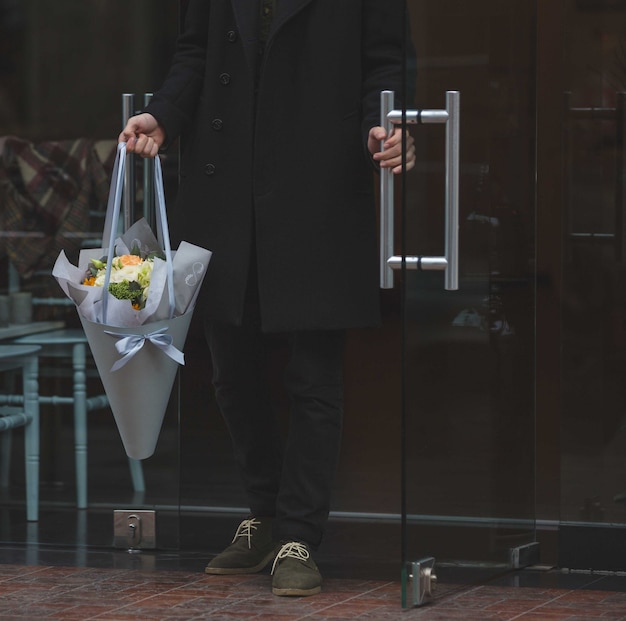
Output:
[402, 0, 537, 602]
[0, 0, 180, 550]
[560, 0, 626, 567]
[0, 0, 544, 588]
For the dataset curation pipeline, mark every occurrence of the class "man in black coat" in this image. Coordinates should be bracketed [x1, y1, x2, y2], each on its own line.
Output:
[121, 0, 414, 597]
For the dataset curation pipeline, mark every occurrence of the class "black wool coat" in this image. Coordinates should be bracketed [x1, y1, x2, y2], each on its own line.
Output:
[146, 0, 407, 332]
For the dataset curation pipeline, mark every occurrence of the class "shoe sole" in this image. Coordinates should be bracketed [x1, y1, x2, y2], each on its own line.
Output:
[272, 585, 322, 597]
[204, 549, 277, 575]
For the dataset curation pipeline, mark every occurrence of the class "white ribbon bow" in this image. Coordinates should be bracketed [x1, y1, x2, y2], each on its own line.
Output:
[104, 327, 185, 372]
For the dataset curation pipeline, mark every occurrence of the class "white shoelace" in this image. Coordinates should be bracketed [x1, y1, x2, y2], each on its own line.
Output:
[271, 541, 310, 575]
[232, 518, 261, 549]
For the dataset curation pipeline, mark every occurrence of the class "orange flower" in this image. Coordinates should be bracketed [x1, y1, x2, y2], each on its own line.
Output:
[83, 276, 96, 286]
[118, 254, 143, 266]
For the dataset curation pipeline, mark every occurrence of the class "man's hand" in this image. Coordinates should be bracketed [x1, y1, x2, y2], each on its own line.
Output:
[118, 113, 165, 158]
[368, 126, 415, 174]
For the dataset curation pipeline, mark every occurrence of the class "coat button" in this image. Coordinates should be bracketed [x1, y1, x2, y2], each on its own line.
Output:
[227, 30, 237, 42]
[211, 119, 224, 131]
[219, 72, 231, 85]
[204, 163, 216, 176]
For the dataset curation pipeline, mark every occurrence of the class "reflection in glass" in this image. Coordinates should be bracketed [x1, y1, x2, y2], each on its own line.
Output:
[0, 0, 179, 548]
[402, 0, 536, 576]
[562, 3, 626, 526]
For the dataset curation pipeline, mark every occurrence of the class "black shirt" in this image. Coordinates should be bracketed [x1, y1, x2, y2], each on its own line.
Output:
[259, 0, 276, 46]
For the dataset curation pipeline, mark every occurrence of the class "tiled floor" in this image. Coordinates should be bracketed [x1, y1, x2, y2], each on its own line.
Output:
[2, 550, 626, 620]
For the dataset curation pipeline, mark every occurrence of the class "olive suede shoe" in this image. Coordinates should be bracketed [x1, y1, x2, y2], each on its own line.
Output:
[205, 517, 278, 575]
[271, 541, 322, 597]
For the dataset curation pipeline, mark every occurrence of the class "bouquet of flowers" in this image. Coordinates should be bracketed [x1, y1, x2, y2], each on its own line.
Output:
[83, 250, 157, 311]
[53, 143, 212, 459]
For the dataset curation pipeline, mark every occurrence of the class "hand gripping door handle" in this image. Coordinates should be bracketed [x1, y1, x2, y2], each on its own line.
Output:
[379, 90, 460, 291]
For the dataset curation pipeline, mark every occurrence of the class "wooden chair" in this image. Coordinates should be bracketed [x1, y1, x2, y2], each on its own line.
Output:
[0, 344, 41, 521]
[7, 329, 144, 509]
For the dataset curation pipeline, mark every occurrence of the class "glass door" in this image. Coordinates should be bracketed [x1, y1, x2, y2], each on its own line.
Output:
[0, 0, 181, 554]
[399, 0, 537, 605]
[558, 0, 626, 571]
[0, 0, 546, 592]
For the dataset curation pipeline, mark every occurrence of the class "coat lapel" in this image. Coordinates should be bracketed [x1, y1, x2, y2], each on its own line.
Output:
[271, 0, 316, 37]
[229, 0, 260, 71]
[230, 0, 316, 69]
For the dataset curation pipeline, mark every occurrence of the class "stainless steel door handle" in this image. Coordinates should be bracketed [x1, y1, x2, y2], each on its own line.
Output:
[379, 90, 460, 291]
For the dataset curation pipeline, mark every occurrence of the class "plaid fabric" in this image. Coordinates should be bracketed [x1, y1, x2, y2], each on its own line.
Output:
[0, 137, 116, 282]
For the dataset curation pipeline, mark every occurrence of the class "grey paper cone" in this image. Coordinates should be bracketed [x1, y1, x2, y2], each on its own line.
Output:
[79, 311, 193, 460]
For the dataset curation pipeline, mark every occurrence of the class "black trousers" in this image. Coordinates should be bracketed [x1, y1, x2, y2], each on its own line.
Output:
[204, 289, 345, 549]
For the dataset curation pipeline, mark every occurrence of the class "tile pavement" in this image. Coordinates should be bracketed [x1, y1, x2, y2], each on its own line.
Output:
[2, 563, 626, 620]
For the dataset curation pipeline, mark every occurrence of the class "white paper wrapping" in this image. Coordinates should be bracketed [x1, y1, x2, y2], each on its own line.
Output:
[80, 312, 193, 459]
[53, 144, 211, 459]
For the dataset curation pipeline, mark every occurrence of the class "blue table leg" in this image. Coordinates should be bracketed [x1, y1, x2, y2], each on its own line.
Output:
[73, 342, 88, 509]
[23, 354, 39, 522]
